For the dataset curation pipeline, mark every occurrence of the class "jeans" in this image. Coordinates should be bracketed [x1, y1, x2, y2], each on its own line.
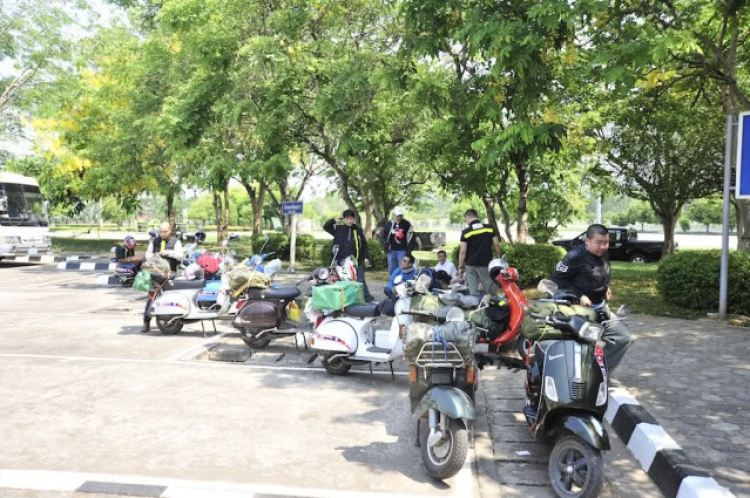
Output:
[357, 263, 374, 303]
[464, 265, 497, 297]
[387, 250, 406, 276]
[143, 294, 153, 322]
[602, 305, 633, 373]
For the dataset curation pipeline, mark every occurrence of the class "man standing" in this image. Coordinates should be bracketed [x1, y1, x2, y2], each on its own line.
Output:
[550, 224, 632, 372]
[141, 221, 184, 333]
[323, 210, 374, 303]
[381, 207, 414, 275]
[458, 209, 501, 297]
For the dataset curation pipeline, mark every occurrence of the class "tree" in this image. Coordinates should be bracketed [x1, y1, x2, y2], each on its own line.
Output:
[628, 200, 658, 231]
[595, 0, 750, 250]
[101, 197, 132, 227]
[599, 88, 725, 256]
[689, 197, 724, 233]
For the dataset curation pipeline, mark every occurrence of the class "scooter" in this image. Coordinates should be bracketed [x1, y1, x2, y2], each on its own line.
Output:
[148, 238, 240, 335]
[402, 304, 478, 480]
[309, 270, 420, 376]
[177, 228, 207, 244]
[522, 279, 628, 498]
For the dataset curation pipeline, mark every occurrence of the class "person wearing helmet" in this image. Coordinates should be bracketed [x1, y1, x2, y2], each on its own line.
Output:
[549, 223, 632, 372]
[458, 209, 501, 297]
[380, 207, 415, 275]
[323, 209, 374, 302]
[115, 236, 144, 268]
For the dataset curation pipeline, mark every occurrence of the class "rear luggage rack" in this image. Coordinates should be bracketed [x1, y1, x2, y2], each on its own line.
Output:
[415, 341, 466, 368]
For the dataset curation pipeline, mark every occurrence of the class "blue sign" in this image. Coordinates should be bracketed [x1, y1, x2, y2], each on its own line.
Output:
[738, 111, 750, 199]
[281, 201, 304, 215]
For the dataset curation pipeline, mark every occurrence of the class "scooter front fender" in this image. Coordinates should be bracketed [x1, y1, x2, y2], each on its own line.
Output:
[413, 386, 475, 423]
[558, 414, 610, 451]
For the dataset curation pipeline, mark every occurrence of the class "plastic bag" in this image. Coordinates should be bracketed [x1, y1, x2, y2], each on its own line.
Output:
[403, 321, 477, 363]
[133, 270, 151, 292]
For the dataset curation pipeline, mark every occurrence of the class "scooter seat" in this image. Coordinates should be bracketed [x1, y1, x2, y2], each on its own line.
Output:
[245, 287, 301, 301]
[345, 304, 380, 318]
[166, 279, 206, 290]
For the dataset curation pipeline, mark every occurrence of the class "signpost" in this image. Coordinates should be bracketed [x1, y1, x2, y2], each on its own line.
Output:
[281, 201, 304, 272]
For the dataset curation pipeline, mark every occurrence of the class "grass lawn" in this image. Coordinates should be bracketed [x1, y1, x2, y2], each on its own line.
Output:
[51, 237, 121, 254]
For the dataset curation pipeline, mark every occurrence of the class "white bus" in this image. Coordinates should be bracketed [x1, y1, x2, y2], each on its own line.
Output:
[0, 172, 51, 259]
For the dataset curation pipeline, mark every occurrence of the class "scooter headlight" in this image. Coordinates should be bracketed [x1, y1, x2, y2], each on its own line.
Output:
[316, 267, 330, 280]
[577, 322, 603, 343]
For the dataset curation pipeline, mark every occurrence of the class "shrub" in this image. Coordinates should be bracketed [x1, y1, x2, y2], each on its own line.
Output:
[319, 238, 388, 271]
[294, 234, 318, 261]
[249, 232, 320, 261]
[657, 250, 750, 315]
[452, 243, 565, 287]
[679, 218, 691, 232]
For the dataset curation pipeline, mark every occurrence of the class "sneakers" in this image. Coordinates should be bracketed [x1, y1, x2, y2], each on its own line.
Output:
[141, 320, 151, 333]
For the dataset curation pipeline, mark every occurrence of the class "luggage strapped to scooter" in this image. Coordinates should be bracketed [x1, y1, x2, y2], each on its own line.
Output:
[311, 281, 364, 310]
[520, 300, 598, 342]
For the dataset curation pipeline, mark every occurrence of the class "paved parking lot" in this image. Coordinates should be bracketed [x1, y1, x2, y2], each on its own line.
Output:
[0, 261, 684, 498]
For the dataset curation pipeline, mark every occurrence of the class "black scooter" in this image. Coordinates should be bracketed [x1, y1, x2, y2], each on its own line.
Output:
[523, 279, 628, 498]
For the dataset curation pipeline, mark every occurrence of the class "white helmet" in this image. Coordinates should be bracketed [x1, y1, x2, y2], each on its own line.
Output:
[335, 257, 357, 281]
[184, 263, 204, 281]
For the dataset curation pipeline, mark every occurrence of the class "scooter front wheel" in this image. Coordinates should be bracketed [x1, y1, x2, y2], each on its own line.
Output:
[420, 417, 469, 480]
[322, 355, 352, 375]
[548, 435, 604, 498]
[240, 328, 273, 349]
[156, 318, 184, 335]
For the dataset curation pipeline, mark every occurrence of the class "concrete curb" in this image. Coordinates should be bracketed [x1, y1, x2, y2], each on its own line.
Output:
[56, 261, 116, 271]
[605, 387, 736, 498]
[2, 254, 91, 263]
[474, 375, 505, 498]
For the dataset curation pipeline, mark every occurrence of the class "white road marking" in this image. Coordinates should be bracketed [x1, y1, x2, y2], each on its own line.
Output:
[0, 469, 453, 498]
[166, 331, 231, 361]
[0, 352, 411, 376]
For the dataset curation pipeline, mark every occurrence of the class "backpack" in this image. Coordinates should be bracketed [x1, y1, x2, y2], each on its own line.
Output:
[197, 252, 221, 275]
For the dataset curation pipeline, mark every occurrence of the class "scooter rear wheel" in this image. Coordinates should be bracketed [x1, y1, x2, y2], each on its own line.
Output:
[322, 356, 352, 375]
[240, 328, 273, 349]
[420, 417, 469, 480]
[156, 318, 184, 335]
[548, 435, 603, 498]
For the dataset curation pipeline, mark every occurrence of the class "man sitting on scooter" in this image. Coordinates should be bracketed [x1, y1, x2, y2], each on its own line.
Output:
[115, 235, 144, 271]
[549, 223, 632, 372]
[141, 221, 184, 333]
[384, 253, 417, 298]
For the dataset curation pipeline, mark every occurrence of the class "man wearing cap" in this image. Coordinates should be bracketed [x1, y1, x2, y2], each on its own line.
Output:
[380, 207, 415, 275]
[458, 209, 501, 297]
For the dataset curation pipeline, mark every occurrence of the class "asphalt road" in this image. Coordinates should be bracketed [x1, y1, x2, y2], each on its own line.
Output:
[0, 262, 475, 498]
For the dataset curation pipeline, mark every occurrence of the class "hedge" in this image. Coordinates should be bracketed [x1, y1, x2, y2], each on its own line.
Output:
[657, 250, 750, 315]
[319, 238, 388, 271]
[249, 233, 317, 261]
[452, 243, 565, 287]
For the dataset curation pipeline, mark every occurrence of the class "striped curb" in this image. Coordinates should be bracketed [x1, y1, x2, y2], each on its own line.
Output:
[2, 254, 90, 263]
[95, 275, 124, 286]
[0, 469, 453, 498]
[56, 261, 116, 271]
[605, 387, 736, 498]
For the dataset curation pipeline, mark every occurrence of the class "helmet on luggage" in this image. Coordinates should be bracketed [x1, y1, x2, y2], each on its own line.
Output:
[124, 235, 136, 249]
[335, 257, 357, 281]
[488, 256, 509, 280]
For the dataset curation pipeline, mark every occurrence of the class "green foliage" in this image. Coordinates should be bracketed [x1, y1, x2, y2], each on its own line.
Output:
[679, 218, 691, 232]
[449, 197, 485, 224]
[451, 243, 565, 287]
[528, 223, 559, 244]
[688, 197, 724, 232]
[100, 198, 132, 226]
[248, 232, 318, 261]
[657, 251, 750, 316]
[319, 239, 388, 271]
[295, 234, 318, 261]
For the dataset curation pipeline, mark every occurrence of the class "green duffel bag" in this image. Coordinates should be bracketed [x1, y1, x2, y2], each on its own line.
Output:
[520, 300, 598, 342]
[312, 281, 365, 310]
[133, 270, 151, 293]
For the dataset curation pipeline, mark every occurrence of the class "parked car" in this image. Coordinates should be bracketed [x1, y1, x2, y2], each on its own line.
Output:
[413, 231, 447, 251]
[552, 227, 664, 263]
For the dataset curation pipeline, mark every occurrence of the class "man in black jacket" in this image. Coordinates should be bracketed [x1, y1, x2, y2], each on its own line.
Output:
[323, 209, 374, 302]
[550, 224, 632, 372]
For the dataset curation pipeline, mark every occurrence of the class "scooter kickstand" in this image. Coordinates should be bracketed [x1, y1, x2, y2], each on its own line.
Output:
[389, 361, 395, 380]
[415, 419, 421, 447]
[369, 362, 373, 376]
[212, 320, 217, 334]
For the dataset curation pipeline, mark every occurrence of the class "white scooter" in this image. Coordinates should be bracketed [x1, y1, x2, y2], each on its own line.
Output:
[309, 272, 426, 376]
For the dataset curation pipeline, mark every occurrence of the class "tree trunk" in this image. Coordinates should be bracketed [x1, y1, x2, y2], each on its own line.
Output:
[166, 191, 176, 235]
[223, 186, 231, 237]
[212, 190, 225, 244]
[482, 192, 503, 242]
[515, 163, 529, 243]
[660, 211, 678, 257]
[241, 180, 267, 236]
[363, 187, 374, 240]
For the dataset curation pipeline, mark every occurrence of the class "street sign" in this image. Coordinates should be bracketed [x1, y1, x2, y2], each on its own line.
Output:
[737, 111, 750, 199]
[281, 201, 304, 215]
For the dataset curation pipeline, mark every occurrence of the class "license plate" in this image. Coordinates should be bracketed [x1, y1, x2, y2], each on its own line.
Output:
[28, 248, 38, 255]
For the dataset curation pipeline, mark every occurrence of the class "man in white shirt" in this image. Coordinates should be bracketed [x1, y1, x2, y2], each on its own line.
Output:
[434, 250, 457, 278]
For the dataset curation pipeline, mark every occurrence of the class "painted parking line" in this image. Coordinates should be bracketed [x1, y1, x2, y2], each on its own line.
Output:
[0, 469, 458, 498]
[166, 331, 231, 361]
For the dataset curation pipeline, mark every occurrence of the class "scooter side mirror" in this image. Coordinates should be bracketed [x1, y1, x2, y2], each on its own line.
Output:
[537, 279, 559, 297]
[616, 305, 630, 319]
